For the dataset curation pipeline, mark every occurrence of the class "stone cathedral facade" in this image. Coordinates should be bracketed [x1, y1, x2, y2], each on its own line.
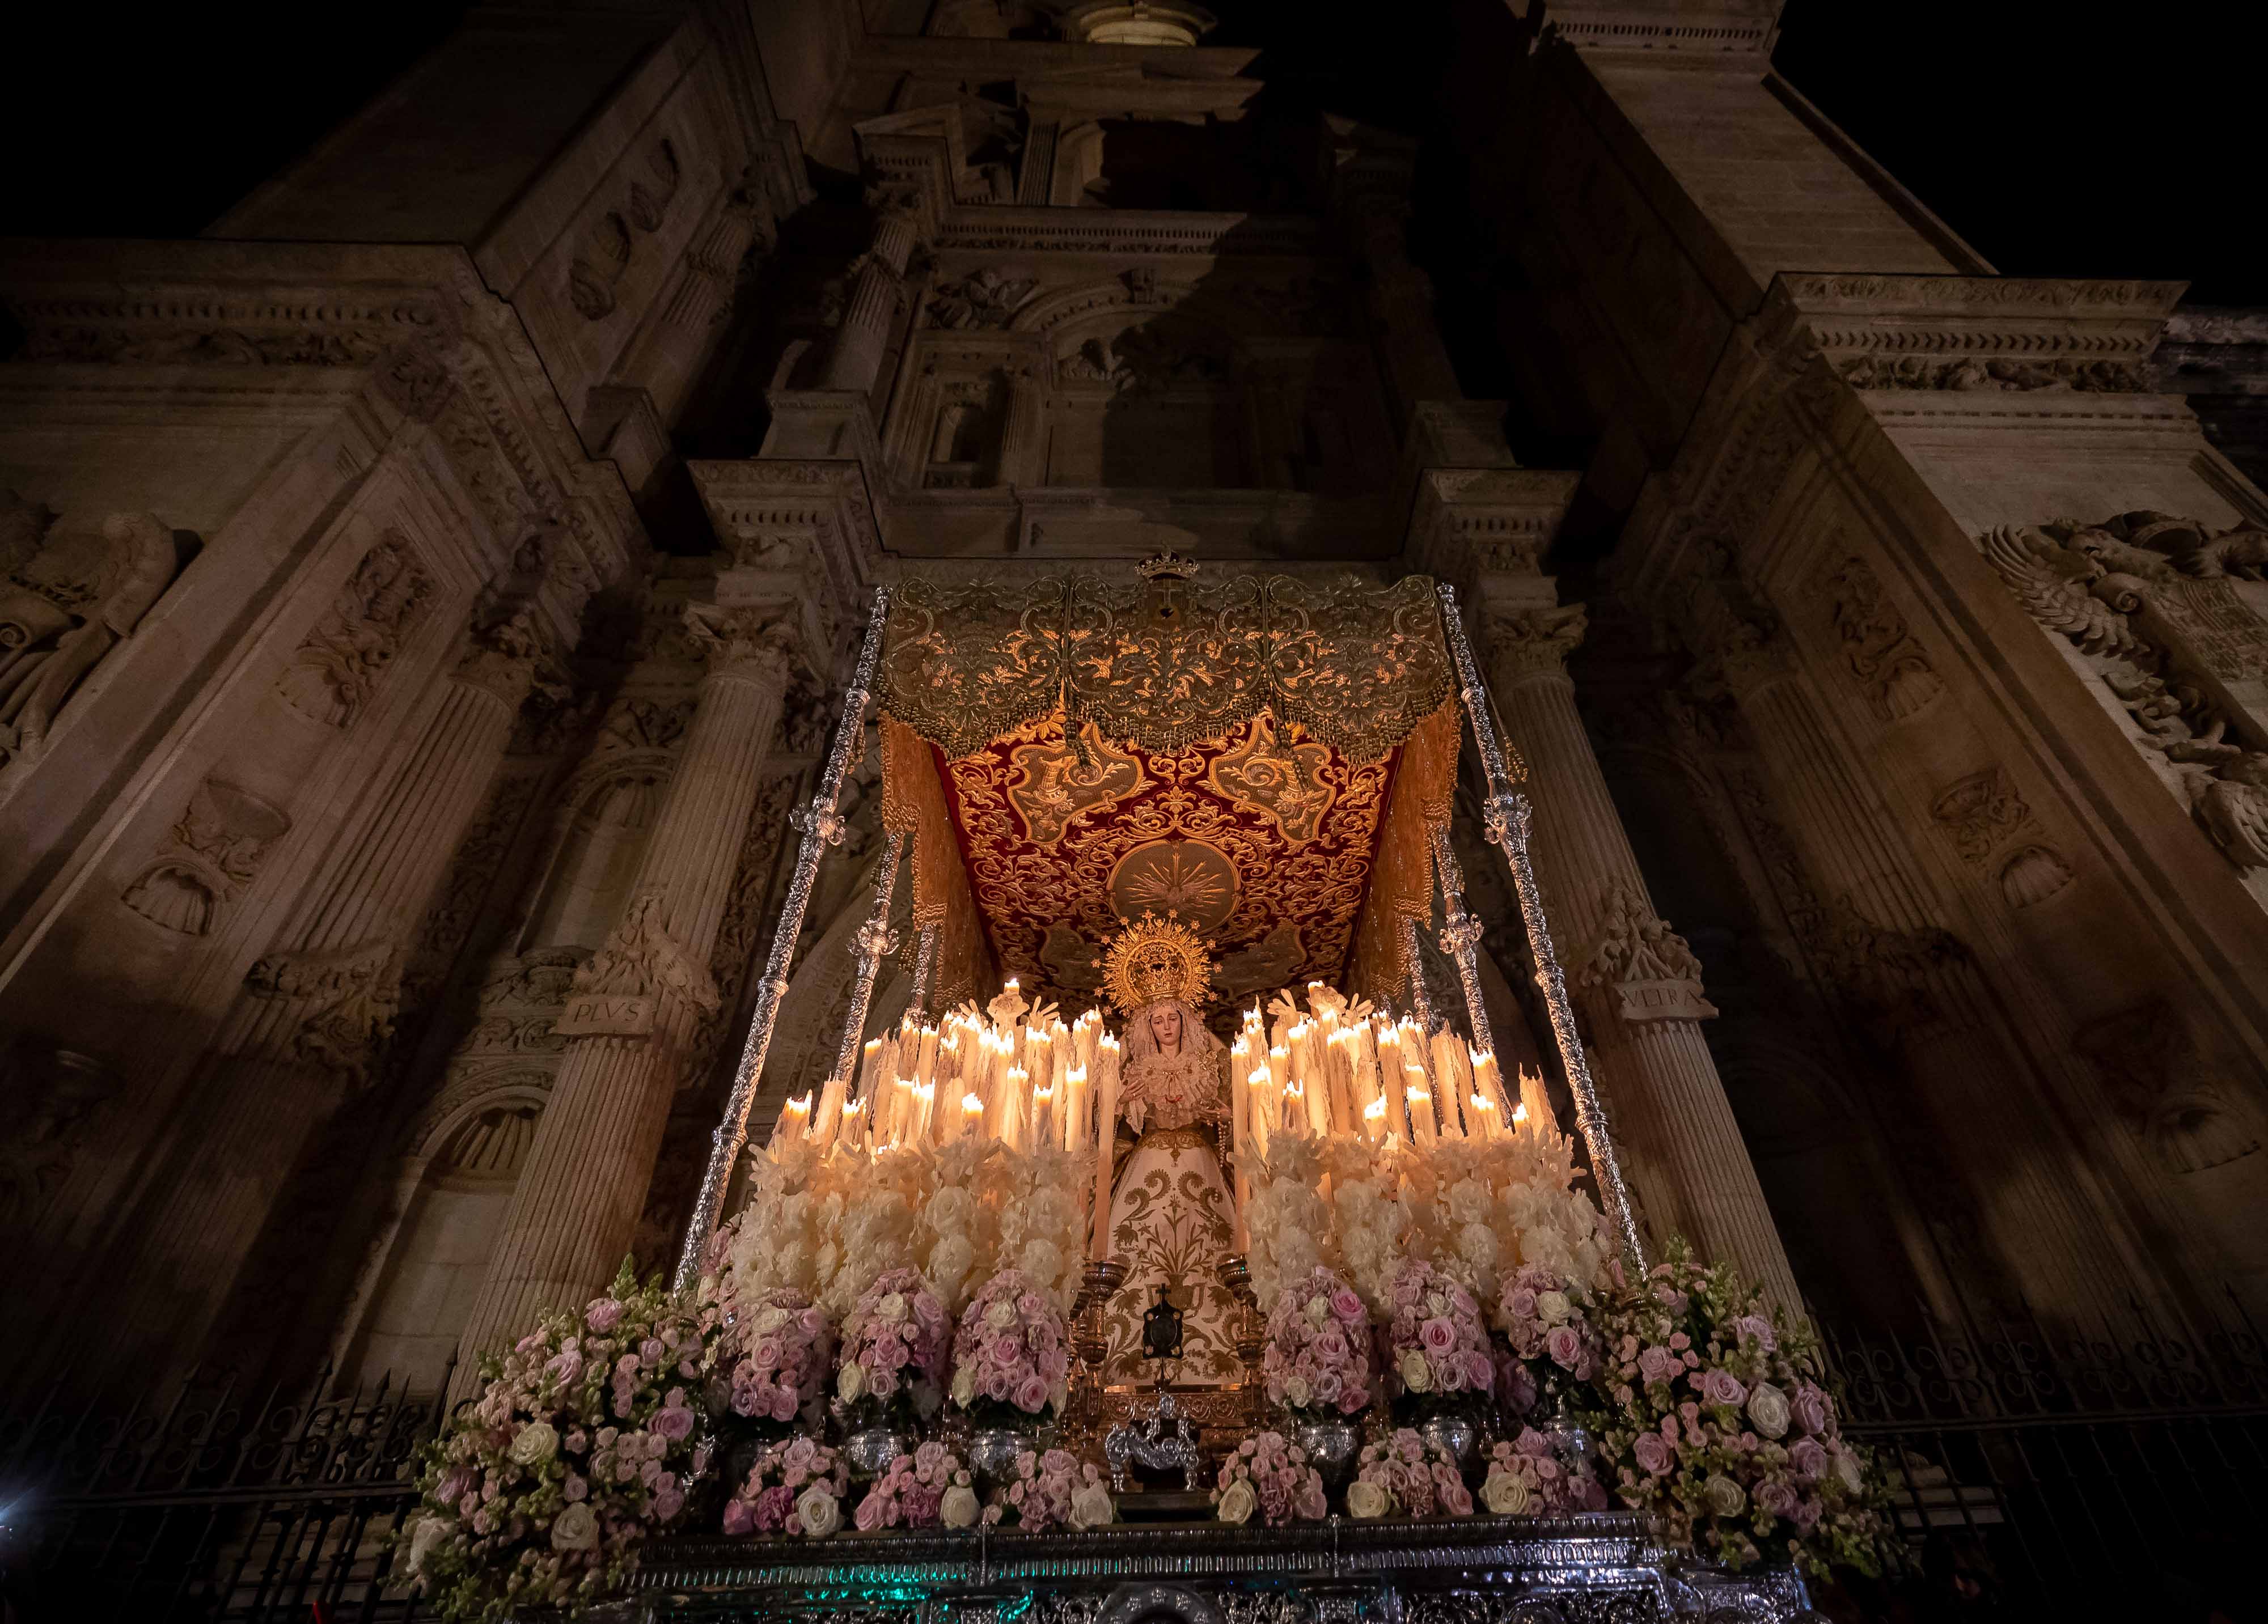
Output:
[3, 0, 2264, 1415]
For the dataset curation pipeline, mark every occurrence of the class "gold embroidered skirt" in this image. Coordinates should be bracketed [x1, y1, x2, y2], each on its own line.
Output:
[1099, 1127, 1239, 1386]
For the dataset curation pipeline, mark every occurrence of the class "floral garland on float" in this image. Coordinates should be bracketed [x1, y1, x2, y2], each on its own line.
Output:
[833, 1267, 949, 1436]
[987, 1447, 1118, 1530]
[1346, 1429, 1471, 1520]
[722, 1436, 850, 1537]
[396, 1264, 711, 1622]
[853, 1440, 978, 1530]
[1212, 1432, 1327, 1528]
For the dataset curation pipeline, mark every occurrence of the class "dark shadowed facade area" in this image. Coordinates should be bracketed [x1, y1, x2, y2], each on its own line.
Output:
[2, 0, 2263, 1618]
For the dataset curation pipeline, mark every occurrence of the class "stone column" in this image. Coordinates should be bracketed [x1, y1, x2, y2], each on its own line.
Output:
[996, 363, 1047, 487]
[820, 187, 923, 396]
[1017, 121, 1060, 206]
[103, 612, 551, 1359]
[1480, 595, 1801, 1309]
[1705, 633, 2149, 1329]
[455, 605, 797, 1363]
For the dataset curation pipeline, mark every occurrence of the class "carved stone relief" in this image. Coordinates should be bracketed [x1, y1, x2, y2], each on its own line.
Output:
[570, 212, 633, 321]
[1928, 768, 2030, 864]
[1837, 354, 2146, 392]
[1480, 603, 1586, 682]
[274, 533, 435, 728]
[1577, 881, 1719, 1024]
[463, 947, 587, 1057]
[243, 940, 402, 1091]
[1982, 513, 2268, 871]
[2076, 999, 2263, 1174]
[925, 266, 1038, 329]
[0, 1045, 120, 1232]
[1819, 555, 1942, 722]
[121, 778, 293, 937]
[1, 500, 189, 772]
[555, 891, 722, 1041]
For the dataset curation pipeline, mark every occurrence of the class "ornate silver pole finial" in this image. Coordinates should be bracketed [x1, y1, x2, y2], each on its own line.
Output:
[824, 829, 906, 1111]
[1431, 823, 1513, 1120]
[675, 585, 891, 1290]
[1436, 582, 1649, 1274]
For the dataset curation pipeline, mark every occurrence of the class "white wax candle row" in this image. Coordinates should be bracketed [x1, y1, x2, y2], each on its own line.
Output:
[1227, 981, 1535, 1162]
[768, 983, 1120, 1160]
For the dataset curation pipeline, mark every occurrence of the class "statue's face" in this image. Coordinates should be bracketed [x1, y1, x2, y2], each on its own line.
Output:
[1147, 1003, 1183, 1051]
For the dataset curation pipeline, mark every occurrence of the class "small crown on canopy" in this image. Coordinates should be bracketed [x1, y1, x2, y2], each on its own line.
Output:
[1099, 910, 1215, 1013]
[1136, 550, 1199, 582]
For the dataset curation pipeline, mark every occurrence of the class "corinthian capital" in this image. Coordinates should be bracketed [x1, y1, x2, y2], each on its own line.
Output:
[454, 607, 552, 710]
[682, 601, 806, 688]
[1576, 881, 1717, 1025]
[1481, 603, 1588, 681]
[558, 890, 722, 1038]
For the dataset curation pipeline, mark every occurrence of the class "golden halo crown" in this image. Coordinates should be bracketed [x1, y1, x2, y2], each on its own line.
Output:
[1099, 910, 1214, 1013]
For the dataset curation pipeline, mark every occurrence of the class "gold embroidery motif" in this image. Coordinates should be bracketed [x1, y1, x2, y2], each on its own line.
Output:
[1207, 711, 1337, 843]
[1006, 723, 1144, 844]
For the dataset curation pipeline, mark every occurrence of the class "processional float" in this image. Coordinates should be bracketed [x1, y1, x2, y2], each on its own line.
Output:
[674, 556, 1647, 1303]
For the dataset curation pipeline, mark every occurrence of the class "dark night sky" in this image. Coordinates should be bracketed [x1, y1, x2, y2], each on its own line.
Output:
[3, 2, 2260, 306]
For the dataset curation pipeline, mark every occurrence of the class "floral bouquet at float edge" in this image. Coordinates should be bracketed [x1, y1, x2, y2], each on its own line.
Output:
[834, 1267, 949, 1430]
[1383, 1258, 1495, 1418]
[397, 1261, 713, 1622]
[855, 1440, 980, 1530]
[1212, 1432, 1328, 1528]
[714, 1284, 833, 1438]
[1262, 1265, 1374, 1419]
[1497, 1262, 1605, 1417]
[721, 1435, 850, 1537]
[985, 1447, 1116, 1532]
[1345, 1428, 1471, 1520]
[947, 1269, 1072, 1423]
[1589, 1241, 1892, 1578]
[1479, 1428, 1609, 1516]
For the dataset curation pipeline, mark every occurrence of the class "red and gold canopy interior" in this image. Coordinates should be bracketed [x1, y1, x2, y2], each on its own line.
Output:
[877, 569, 1461, 1017]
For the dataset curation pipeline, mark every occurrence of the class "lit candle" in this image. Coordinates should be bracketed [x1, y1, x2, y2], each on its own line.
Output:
[999, 1065, 1027, 1151]
[1061, 1063, 1088, 1152]
[810, 1060, 850, 1151]
[1090, 1033, 1122, 1260]
[1431, 1029, 1467, 1140]
[1361, 1092, 1389, 1143]
[1246, 1065, 1273, 1161]
[835, 1095, 865, 1152]
[911, 1081, 936, 1142]
[772, 1090, 812, 1149]
[957, 1089, 984, 1144]
[1030, 1078, 1055, 1151]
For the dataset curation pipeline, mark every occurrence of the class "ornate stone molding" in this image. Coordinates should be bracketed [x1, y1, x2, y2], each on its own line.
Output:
[556, 892, 721, 1041]
[1479, 603, 1588, 682]
[1577, 882, 1719, 1025]
[1817, 554, 1943, 723]
[243, 941, 402, 1091]
[1981, 512, 2268, 871]
[682, 601, 806, 688]
[120, 778, 292, 938]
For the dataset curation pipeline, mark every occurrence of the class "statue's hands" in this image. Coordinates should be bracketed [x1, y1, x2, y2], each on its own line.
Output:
[1124, 1098, 1147, 1134]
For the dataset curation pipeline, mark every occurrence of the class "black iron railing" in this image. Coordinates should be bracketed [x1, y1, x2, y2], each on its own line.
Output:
[1824, 1302, 2268, 1617]
[0, 1359, 451, 1622]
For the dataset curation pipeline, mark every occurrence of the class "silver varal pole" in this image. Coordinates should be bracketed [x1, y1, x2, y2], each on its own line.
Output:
[906, 924, 938, 1019]
[675, 586, 890, 1288]
[1436, 582, 1648, 1273]
[1400, 915, 1436, 1033]
[825, 829, 905, 1113]
[1431, 824, 1512, 1116]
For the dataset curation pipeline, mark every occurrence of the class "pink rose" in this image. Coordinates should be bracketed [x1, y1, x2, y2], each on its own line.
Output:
[564, 1473, 589, 1502]
[755, 1484, 796, 1530]
[1017, 1292, 1046, 1318]
[1791, 1383, 1832, 1438]
[771, 1388, 799, 1423]
[870, 1366, 898, 1397]
[640, 1338, 666, 1365]
[1546, 1325, 1584, 1372]
[1014, 1375, 1051, 1413]
[751, 1338, 785, 1369]
[1699, 1368, 1747, 1407]
[1632, 1431, 1673, 1475]
[653, 1405, 694, 1440]
[855, 1492, 887, 1532]
[1440, 1479, 1473, 1516]
[1733, 1315, 1777, 1351]
[1755, 1480, 1798, 1520]
[985, 1368, 1014, 1403]
[723, 1498, 754, 1535]
[1788, 1439, 1828, 1481]
[1419, 1318, 1456, 1353]
[654, 1486, 685, 1522]
[989, 1335, 1023, 1367]
[1295, 1477, 1327, 1520]
[1339, 1386, 1368, 1415]
[1331, 1289, 1365, 1323]
[1507, 1287, 1539, 1322]
[1637, 1346, 1676, 1385]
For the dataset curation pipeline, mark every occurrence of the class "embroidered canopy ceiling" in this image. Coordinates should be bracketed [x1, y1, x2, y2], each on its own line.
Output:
[877, 570, 1461, 1014]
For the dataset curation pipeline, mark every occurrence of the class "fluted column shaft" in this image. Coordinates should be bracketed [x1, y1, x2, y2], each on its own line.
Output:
[997, 365, 1046, 487]
[1485, 613, 1800, 1309]
[1728, 664, 2144, 1328]
[99, 634, 541, 1366]
[457, 629, 790, 1364]
[821, 202, 920, 395]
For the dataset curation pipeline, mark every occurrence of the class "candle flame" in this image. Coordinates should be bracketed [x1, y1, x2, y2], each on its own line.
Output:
[1512, 1103, 1529, 1124]
[1067, 1065, 1087, 1083]
[1471, 1092, 1495, 1113]
[1364, 1096, 1386, 1120]
[962, 1092, 984, 1116]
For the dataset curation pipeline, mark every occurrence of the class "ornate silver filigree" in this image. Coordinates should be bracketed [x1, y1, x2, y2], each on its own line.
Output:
[1104, 1388, 1202, 1491]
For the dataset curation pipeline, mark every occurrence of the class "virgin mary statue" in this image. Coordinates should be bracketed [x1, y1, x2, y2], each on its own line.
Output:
[1098, 915, 1239, 1386]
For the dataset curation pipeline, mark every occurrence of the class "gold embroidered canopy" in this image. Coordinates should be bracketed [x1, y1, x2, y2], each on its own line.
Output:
[878, 569, 1454, 765]
[877, 567, 1462, 1014]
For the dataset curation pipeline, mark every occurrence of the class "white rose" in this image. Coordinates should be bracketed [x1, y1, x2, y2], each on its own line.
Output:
[1746, 1381, 1791, 1440]
[796, 1485, 843, 1537]
[1070, 1481, 1116, 1530]
[952, 1366, 979, 1407]
[1482, 1470, 1531, 1516]
[879, 1292, 909, 1325]
[1283, 1375, 1313, 1408]
[407, 1514, 448, 1575]
[1399, 1348, 1433, 1394]
[550, 1501, 599, 1553]
[1216, 1479, 1258, 1525]
[754, 1307, 792, 1335]
[1305, 1296, 1331, 1328]
[1702, 1474, 1747, 1519]
[1536, 1290, 1571, 1326]
[1833, 1448, 1865, 1496]
[985, 1299, 1018, 1330]
[1345, 1479, 1390, 1519]
[839, 1362, 868, 1403]
[1425, 1293, 1448, 1317]
[941, 1483, 980, 1528]
[509, 1420, 560, 1466]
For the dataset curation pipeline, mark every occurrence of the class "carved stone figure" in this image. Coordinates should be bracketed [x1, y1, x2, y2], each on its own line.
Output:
[1, 501, 185, 770]
[275, 533, 434, 728]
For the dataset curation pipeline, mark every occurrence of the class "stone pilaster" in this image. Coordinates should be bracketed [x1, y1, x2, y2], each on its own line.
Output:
[99, 612, 550, 1362]
[454, 604, 796, 1364]
[997, 364, 1046, 487]
[1479, 593, 1801, 1309]
[1698, 623, 2153, 1330]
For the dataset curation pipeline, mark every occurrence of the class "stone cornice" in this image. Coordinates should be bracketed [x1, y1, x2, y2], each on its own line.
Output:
[934, 207, 1323, 260]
